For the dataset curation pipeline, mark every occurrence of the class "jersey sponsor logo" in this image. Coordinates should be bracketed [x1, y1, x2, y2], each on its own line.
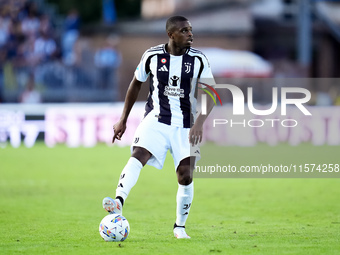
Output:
[158, 65, 168, 72]
[164, 85, 184, 98]
[170, 75, 180, 86]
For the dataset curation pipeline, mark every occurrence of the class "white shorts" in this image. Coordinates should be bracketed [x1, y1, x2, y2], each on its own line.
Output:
[131, 111, 201, 170]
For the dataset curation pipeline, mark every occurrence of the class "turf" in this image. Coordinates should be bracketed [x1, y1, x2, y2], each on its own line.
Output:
[0, 143, 339, 254]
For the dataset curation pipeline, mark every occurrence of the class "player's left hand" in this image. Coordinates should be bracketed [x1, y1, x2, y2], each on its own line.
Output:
[189, 122, 203, 146]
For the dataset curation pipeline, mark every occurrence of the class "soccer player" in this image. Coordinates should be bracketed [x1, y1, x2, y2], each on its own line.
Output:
[103, 15, 215, 239]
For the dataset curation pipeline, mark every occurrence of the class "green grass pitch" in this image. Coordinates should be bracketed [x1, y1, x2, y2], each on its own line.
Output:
[1, 143, 339, 254]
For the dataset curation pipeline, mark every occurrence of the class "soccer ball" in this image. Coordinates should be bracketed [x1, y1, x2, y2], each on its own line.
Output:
[99, 214, 130, 242]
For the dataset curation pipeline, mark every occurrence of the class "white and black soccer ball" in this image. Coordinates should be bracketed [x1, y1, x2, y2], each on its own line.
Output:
[99, 214, 130, 242]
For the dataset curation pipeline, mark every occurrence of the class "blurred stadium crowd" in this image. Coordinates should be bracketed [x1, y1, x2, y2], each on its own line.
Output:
[0, 0, 340, 105]
[0, 0, 120, 103]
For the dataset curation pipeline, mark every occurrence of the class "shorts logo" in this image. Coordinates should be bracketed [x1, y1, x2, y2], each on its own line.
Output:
[161, 58, 167, 64]
[134, 137, 139, 144]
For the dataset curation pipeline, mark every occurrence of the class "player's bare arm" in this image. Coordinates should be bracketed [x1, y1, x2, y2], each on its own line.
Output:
[112, 76, 143, 143]
[189, 91, 215, 146]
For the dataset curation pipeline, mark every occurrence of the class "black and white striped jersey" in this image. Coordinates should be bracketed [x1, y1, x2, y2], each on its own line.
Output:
[135, 44, 214, 128]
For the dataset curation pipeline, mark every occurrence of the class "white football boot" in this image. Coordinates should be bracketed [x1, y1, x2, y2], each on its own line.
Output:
[174, 226, 191, 239]
[102, 197, 123, 215]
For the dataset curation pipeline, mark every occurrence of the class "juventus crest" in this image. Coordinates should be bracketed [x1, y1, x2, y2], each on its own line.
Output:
[184, 62, 192, 74]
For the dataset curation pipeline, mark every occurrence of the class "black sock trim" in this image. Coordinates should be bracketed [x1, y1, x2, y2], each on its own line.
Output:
[174, 223, 185, 229]
[115, 196, 124, 206]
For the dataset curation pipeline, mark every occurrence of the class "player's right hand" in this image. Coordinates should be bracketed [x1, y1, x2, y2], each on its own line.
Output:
[112, 120, 127, 143]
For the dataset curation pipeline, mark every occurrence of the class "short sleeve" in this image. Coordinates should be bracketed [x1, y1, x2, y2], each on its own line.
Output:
[199, 55, 215, 86]
[134, 51, 150, 82]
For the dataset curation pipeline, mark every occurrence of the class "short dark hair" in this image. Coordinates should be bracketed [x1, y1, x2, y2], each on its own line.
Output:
[166, 16, 188, 32]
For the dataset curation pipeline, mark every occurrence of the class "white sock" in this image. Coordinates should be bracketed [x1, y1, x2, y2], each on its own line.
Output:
[115, 157, 143, 201]
[176, 182, 194, 227]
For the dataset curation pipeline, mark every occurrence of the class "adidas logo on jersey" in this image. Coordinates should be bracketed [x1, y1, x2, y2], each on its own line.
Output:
[158, 65, 168, 72]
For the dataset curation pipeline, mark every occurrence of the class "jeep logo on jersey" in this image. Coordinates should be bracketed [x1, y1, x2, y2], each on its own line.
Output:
[170, 75, 180, 86]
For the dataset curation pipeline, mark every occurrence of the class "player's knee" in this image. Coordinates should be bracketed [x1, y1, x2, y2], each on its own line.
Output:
[131, 147, 151, 166]
[179, 175, 192, 185]
[177, 166, 192, 185]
